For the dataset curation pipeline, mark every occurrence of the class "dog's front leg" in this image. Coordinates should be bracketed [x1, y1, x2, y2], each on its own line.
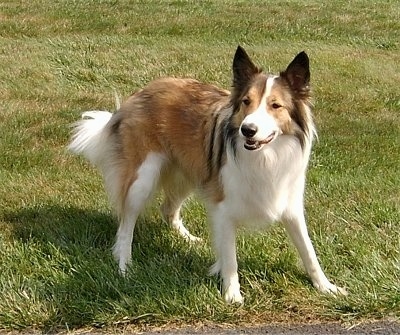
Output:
[209, 208, 243, 304]
[282, 211, 347, 295]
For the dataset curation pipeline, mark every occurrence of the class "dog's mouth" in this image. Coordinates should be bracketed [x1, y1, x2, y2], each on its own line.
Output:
[244, 132, 276, 151]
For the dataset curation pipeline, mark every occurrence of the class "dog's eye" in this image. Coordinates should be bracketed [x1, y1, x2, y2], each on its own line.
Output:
[271, 103, 282, 109]
[242, 97, 251, 106]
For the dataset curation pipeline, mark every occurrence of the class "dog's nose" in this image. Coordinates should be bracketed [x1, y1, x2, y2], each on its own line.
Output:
[241, 123, 258, 138]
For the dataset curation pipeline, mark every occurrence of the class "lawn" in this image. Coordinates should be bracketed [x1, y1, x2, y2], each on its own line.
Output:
[0, 0, 399, 332]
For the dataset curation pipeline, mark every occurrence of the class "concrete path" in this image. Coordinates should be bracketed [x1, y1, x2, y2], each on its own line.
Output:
[139, 321, 400, 335]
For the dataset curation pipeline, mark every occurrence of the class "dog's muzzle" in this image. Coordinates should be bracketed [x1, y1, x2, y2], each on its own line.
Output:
[240, 123, 276, 151]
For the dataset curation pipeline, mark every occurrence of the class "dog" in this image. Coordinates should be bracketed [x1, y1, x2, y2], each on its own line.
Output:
[69, 46, 345, 303]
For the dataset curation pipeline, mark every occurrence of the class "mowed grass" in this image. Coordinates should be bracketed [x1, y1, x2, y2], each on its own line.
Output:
[0, 0, 399, 332]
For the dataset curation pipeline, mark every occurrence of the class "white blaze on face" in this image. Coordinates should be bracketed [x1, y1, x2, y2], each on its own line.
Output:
[240, 76, 281, 143]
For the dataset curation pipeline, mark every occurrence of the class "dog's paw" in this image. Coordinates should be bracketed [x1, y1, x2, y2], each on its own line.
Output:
[183, 231, 203, 243]
[223, 283, 244, 304]
[176, 223, 202, 243]
[315, 281, 348, 296]
[336, 286, 348, 296]
[163, 213, 203, 243]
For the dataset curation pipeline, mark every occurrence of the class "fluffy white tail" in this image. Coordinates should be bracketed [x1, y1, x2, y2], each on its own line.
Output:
[69, 111, 113, 166]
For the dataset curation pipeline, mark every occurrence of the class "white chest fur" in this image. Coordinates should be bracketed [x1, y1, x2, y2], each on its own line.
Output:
[220, 136, 309, 227]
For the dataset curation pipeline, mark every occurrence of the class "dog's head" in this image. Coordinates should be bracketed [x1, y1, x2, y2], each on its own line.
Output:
[230, 46, 312, 151]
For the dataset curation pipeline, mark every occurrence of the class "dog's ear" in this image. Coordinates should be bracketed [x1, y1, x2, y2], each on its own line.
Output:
[232, 46, 260, 88]
[281, 51, 310, 93]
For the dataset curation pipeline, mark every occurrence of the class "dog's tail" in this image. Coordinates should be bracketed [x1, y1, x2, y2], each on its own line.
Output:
[69, 111, 113, 167]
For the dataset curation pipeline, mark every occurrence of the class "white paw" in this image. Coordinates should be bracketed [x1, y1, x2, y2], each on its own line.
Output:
[223, 283, 244, 304]
[117, 262, 129, 277]
[183, 231, 203, 243]
[336, 286, 348, 295]
[314, 281, 348, 296]
[161, 209, 203, 243]
[174, 219, 203, 243]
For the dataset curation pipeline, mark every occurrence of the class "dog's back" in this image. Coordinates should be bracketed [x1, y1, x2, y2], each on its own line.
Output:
[108, 78, 231, 187]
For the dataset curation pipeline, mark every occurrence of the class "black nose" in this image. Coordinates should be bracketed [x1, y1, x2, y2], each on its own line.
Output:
[241, 123, 258, 138]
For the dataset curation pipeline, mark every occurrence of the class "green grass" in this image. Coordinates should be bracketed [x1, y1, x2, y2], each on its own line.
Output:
[0, 0, 399, 332]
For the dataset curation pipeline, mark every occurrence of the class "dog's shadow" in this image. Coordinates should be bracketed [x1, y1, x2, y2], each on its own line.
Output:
[4, 203, 315, 329]
[4, 203, 215, 329]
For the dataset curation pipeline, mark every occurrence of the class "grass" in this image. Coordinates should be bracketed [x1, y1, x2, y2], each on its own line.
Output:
[0, 0, 399, 332]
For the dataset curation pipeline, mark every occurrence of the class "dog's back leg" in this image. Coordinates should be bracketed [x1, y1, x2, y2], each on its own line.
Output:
[160, 172, 201, 242]
[113, 152, 165, 274]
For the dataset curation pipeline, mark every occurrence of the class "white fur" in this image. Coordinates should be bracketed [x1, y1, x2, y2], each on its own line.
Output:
[113, 152, 165, 273]
[68, 111, 112, 166]
[209, 135, 307, 303]
[160, 169, 202, 242]
[68, 110, 124, 212]
[240, 76, 281, 142]
[209, 100, 345, 303]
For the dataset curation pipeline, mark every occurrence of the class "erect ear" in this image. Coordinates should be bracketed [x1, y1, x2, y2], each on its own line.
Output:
[282, 51, 310, 93]
[232, 46, 260, 89]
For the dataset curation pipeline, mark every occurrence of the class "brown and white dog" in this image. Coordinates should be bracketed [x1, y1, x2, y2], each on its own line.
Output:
[69, 46, 345, 303]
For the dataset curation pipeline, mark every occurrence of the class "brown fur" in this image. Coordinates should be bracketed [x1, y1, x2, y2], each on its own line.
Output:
[106, 78, 231, 210]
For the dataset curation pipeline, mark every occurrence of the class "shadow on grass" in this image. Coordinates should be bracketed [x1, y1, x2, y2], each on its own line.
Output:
[3, 203, 324, 331]
[3, 203, 216, 331]
[4, 203, 116, 249]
